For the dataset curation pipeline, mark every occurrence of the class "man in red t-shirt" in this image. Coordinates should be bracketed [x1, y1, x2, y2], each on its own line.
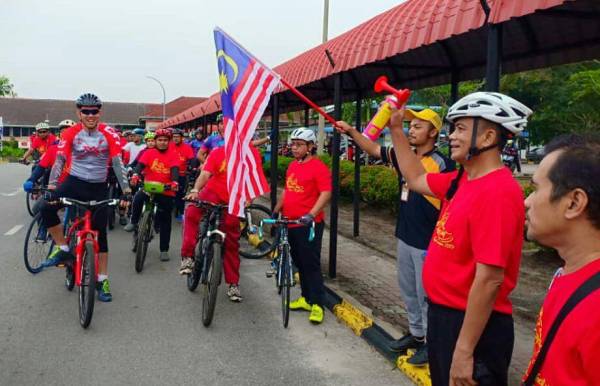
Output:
[170, 128, 195, 221]
[388, 92, 532, 386]
[180, 144, 264, 302]
[126, 128, 179, 261]
[21, 122, 57, 162]
[522, 134, 600, 386]
[273, 128, 331, 324]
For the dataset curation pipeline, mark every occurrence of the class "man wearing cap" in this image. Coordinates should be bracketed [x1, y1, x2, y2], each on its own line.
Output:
[337, 108, 454, 366]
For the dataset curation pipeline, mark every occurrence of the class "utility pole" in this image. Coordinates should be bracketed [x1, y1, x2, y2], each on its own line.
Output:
[317, 0, 329, 155]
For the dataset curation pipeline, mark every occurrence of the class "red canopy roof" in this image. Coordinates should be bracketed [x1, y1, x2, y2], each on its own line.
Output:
[160, 0, 593, 128]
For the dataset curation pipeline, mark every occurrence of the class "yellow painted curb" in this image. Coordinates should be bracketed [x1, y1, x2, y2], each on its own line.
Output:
[397, 350, 432, 386]
[333, 300, 373, 336]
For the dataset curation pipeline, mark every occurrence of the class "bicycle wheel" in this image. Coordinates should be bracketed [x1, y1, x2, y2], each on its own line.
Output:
[201, 241, 222, 327]
[187, 236, 205, 292]
[239, 204, 276, 259]
[135, 210, 152, 273]
[79, 240, 96, 328]
[280, 246, 291, 328]
[26, 191, 36, 217]
[107, 185, 116, 230]
[23, 213, 51, 274]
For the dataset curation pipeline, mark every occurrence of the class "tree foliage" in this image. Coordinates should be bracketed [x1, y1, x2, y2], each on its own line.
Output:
[0, 75, 16, 97]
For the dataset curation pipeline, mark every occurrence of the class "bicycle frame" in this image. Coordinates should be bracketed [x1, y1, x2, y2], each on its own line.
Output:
[66, 209, 99, 287]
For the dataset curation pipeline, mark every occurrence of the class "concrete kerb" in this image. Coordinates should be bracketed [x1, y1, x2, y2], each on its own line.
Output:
[323, 285, 432, 386]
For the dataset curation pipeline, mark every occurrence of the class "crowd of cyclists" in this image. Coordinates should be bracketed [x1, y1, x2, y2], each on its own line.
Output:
[18, 90, 600, 385]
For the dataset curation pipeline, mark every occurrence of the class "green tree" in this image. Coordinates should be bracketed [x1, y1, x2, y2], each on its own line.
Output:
[0, 75, 16, 97]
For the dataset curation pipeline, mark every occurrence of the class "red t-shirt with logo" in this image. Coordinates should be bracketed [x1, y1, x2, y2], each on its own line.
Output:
[30, 133, 57, 155]
[523, 259, 600, 385]
[170, 142, 194, 176]
[202, 146, 229, 204]
[282, 157, 331, 224]
[138, 148, 179, 197]
[423, 167, 524, 314]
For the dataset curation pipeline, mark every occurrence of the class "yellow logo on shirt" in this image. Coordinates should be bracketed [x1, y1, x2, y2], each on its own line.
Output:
[286, 173, 304, 193]
[150, 158, 169, 175]
[523, 308, 548, 385]
[432, 210, 454, 249]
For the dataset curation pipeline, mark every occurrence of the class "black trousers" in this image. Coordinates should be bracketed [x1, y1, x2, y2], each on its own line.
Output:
[174, 175, 187, 216]
[40, 175, 109, 252]
[288, 222, 325, 306]
[427, 301, 514, 386]
[131, 191, 174, 252]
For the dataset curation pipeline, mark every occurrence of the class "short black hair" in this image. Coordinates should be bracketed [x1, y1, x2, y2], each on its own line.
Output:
[544, 133, 600, 229]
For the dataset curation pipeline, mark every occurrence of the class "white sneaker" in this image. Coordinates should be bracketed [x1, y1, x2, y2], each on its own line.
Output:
[226, 284, 243, 302]
[179, 257, 194, 275]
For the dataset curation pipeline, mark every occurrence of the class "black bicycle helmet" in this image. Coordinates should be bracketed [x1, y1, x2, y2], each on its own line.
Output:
[171, 128, 184, 136]
[76, 93, 102, 108]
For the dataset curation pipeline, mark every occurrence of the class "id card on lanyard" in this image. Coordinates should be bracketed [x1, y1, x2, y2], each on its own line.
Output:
[401, 181, 409, 202]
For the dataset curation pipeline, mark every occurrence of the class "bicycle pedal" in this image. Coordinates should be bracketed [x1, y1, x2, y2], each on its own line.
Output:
[266, 272, 274, 278]
[56, 263, 66, 268]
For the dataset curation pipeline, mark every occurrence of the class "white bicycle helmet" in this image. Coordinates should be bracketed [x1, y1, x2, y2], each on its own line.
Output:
[290, 127, 316, 143]
[58, 119, 76, 128]
[446, 92, 532, 135]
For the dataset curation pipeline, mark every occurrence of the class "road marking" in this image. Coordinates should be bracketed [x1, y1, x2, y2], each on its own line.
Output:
[4, 225, 24, 236]
[0, 189, 21, 197]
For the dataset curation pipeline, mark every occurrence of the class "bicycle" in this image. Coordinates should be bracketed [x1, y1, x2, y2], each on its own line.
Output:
[259, 217, 314, 328]
[58, 197, 118, 328]
[132, 181, 173, 273]
[20, 159, 43, 216]
[185, 200, 227, 327]
[106, 170, 121, 230]
[239, 203, 277, 259]
[24, 200, 76, 291]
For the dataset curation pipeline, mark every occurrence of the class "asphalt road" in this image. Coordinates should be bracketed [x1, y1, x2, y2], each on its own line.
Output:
[0, 162, 410, 386]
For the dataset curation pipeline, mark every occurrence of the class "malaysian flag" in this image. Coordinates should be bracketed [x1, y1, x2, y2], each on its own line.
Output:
[214, 27, 277, 217]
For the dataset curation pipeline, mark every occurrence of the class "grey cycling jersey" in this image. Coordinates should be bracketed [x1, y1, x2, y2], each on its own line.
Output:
[49, 126, 128, 191]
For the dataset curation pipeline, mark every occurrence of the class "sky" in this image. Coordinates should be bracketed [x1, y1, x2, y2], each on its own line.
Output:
[1, 0, 404, 103]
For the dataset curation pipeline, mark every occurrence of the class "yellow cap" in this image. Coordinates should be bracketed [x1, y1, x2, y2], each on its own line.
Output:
[404, 109, 442, 132]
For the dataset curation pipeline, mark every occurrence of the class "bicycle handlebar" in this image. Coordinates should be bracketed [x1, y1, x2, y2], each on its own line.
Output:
[259, 218, 315, 242]
[59, 197, 119, 208]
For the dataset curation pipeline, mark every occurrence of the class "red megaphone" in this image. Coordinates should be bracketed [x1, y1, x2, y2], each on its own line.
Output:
[374, 76, 411, 106]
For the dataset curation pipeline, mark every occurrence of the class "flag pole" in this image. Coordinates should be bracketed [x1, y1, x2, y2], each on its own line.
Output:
[279, 78, 338, 127]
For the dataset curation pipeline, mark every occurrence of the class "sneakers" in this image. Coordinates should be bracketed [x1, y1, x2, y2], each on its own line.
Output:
[226, 284, 243, 302]
[179, 257, 194, 275]
[388, 334, 422, 353]
[309, 304, 324, 324]
[41, 247, 74, 268]
[159, 251, 170, 261]
[407, 344, 428, 366]
[265, 259, 277, 278]
[118, 216, 128, 226]
[123, 222, 136, 232]
[289, 296, 312, 311]
[96, 279, 112, 302]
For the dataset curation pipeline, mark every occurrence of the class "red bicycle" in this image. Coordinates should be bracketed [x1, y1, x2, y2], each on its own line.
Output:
[59, 197, 118, 328]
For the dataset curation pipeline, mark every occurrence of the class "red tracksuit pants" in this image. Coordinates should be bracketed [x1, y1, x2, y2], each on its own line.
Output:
[180, 189, 241, 285]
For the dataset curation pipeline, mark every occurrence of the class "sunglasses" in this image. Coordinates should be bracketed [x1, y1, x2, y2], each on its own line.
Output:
[80, 109, 100, 116]
[37, 130, 49, 133]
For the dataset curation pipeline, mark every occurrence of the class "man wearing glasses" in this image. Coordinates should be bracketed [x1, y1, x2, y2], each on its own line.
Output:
[39, 93, 130, 302]
[21, 122, 57, 163]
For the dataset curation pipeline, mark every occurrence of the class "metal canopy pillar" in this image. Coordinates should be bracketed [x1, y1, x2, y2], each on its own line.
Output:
[329, 73, 342, 278]
[485, 23, 502, 91]
[353, 93, 362, 237]
[304, 106, 310, 127]
[270, 95, 279, 211]
[450, 69, 459, 104]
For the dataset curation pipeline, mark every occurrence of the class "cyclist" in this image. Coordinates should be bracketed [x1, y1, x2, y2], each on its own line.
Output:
[129, 131, 156, 168]
[123, 128, 146, 166]
[198, 118, 225, 163]
[21, 122, 57, 163]
[272, 128, 331, 324]
[125, 128, 178, 261]
[387, 92, 531, 385]
[39, 93, 130, 302]
[188, 129, 205, 157]
[180, 143, 264, 302]
[169, 128, 194, 221]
